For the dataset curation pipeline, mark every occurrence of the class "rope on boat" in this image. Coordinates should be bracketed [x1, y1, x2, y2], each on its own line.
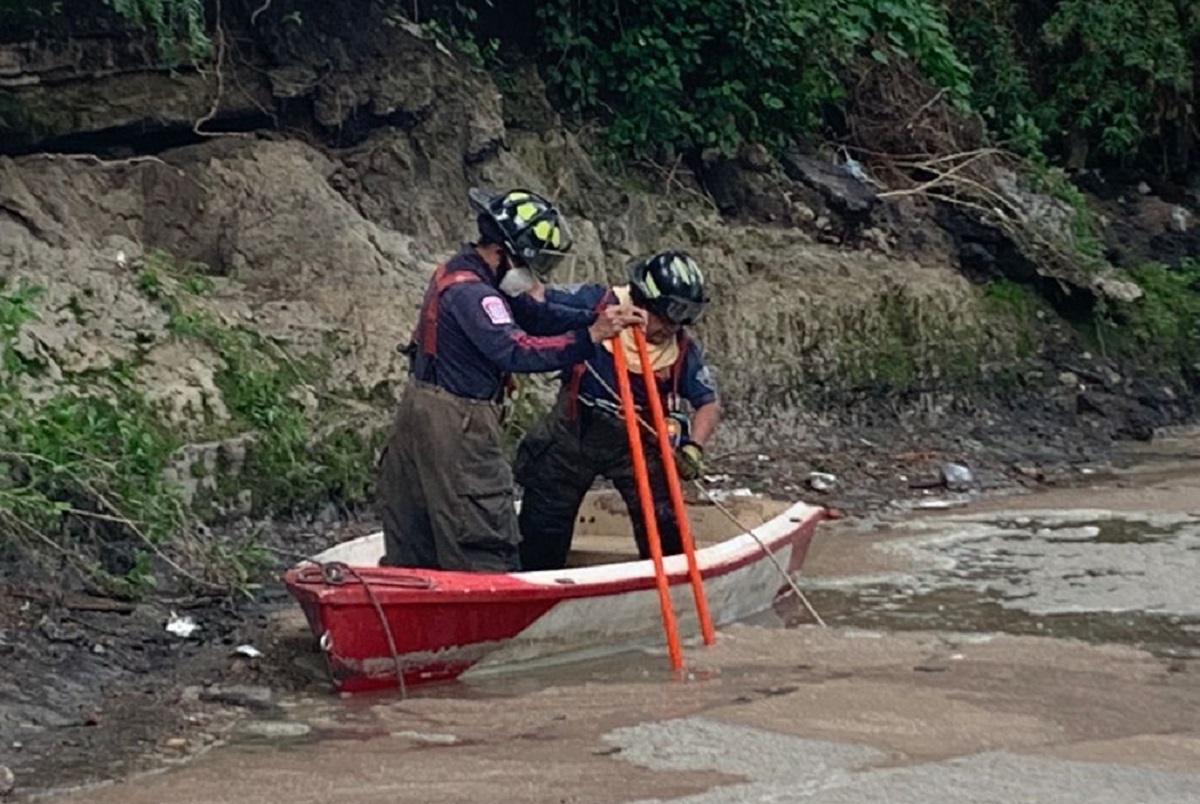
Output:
[302, 560, 409, 699]
[692, 483, 827, 628]
[580, 364, 827, 627]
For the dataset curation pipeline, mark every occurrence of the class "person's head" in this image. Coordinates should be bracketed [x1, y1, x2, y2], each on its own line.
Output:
[627, 250, 709, 345]
[469, 188, 573, 290]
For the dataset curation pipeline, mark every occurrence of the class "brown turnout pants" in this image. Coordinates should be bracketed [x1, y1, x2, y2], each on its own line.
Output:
[376, 380, 519, 572]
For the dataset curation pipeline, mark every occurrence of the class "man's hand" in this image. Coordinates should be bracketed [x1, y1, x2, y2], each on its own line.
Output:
[588, 303, 647, 342]
[675, 442, 705, 481]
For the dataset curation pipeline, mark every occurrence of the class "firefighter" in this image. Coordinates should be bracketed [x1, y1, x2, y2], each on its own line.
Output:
[513, 250, 720, 571]
[376, 188, 645, 572]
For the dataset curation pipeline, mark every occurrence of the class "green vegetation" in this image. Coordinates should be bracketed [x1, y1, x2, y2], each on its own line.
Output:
[0, 278, 190, 596]
[7, 0, 1193, 177]
[1093, 259, 1200, 377]
[0, 0, 209, 64]
[0, 254, 382, 597]
[399, 0, 1199, 177]
[103, 0, 210, 63]
[817, 279, 1050, 404]
[948, 0, 1198, 169]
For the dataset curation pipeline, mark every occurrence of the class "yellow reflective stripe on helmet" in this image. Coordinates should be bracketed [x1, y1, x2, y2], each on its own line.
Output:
[642, 272, 661, 298]
[532, 219, 562, 247]
[668, 255, 700, 284]
[514, 202, 539, 223]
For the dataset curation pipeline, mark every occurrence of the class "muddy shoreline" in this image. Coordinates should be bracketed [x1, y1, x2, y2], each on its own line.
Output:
[2, 407, 1198, 799]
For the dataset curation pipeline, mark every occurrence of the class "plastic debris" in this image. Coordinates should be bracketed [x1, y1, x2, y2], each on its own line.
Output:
[807, 472, 838, 492]
[165, 612, 199, 639]
[913, 497, 969, 510]
[704, 487, 758, 503]
[940, 462, 975, 490]
[234, 644, 263, 659]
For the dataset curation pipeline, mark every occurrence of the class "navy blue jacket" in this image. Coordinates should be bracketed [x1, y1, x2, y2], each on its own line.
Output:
[410, 248, 597, 400]
[543, 283, 719, 411]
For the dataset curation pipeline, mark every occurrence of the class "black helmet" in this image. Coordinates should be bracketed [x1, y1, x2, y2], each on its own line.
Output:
[468, 187, 573, 278]
[628, 250, 709, 325]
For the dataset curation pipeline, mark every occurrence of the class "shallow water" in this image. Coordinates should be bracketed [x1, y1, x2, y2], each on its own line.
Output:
[787, 508, 1200, 659]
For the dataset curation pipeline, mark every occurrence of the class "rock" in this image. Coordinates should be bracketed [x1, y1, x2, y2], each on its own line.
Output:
[237, 720, 311, 739]
[197, 685, 274, 711]
[390, 729, 460, 744]
[0, 765, 12, 796]
[164, 737, 188, 750]
[1075, 392, 1159, 441]
[738, 142, 775, 173]
[781, 153, 879, 220]
[1092, 273, 1144, 303]
[1137, 181, 1152, 195]
[700, 154, 749, 215]
[1169, 205, 1192, 233]
[0, 54, 274, 153]
[907, 473, 944, 490]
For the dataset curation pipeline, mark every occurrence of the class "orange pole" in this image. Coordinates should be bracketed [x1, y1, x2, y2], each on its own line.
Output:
[632, 328, 716, 645]
[610, 336, 683, 672]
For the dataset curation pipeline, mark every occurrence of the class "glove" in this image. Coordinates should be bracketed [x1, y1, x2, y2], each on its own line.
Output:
[665, 411, 690, 449]
[675, 442, 705, 481]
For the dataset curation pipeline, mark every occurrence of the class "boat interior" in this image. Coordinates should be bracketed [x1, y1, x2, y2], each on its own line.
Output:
[562, 489, 793, 568]
[317, 489, 794, 570]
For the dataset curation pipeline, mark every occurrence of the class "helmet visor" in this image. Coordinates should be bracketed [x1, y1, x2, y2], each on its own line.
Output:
[523, 248, 570, 279]
[662, 297, 707, 326]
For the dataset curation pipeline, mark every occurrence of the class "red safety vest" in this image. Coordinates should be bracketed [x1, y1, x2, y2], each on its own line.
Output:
[410, 262, 516, 398]
[411, 261, 481, 357]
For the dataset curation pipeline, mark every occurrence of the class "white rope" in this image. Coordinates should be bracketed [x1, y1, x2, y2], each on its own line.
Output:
[578, 360, 827, 627]
[692, 482, 827, 628]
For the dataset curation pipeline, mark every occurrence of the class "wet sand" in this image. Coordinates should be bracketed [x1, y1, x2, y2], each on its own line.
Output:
[44, 626, 1199, 804]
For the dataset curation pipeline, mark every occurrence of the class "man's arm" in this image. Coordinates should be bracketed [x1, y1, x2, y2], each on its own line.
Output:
[674, 352, 721, 481]
[525, 279, 610, 310]
[689, 400, 721, 446]
[508, 293, 598, 335]
[681, 346, 721, 445]
[449, 285, 596, 374]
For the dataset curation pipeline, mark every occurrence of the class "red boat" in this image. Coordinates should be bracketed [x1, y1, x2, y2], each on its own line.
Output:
[283, 490, 829, 693]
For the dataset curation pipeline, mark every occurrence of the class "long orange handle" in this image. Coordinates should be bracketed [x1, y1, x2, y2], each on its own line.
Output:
[632, 328, 716, 645]
[610, 336, 683, 672]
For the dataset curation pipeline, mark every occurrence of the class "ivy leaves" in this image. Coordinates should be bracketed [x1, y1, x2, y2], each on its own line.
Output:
[534, 0, 972, 159]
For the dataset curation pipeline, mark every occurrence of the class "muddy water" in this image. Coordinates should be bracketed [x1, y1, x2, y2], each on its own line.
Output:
[793, 510, 1200, 659]
[43, 436, 1200, 803]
